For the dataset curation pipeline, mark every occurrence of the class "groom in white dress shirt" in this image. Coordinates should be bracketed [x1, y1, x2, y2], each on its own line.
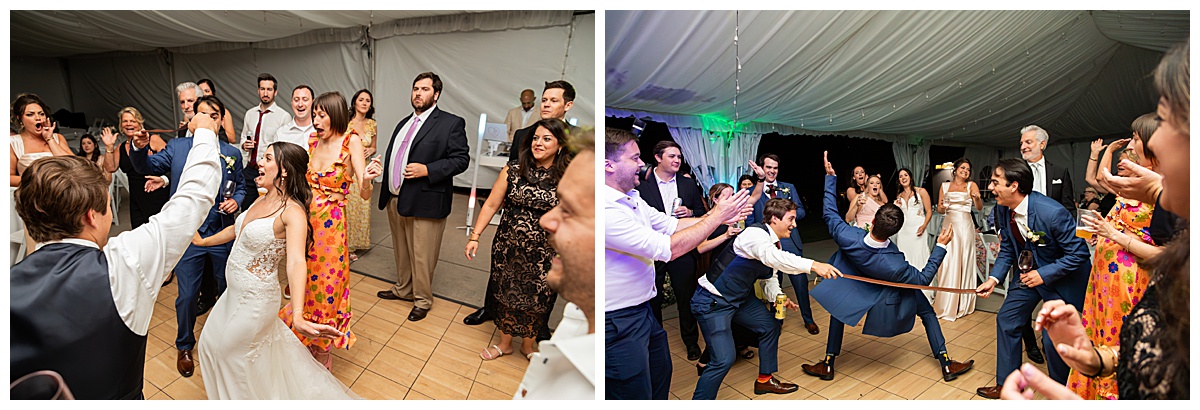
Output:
[10, 114, 222, 399]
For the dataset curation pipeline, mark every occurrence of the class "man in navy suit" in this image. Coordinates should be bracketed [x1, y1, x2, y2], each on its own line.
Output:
[376, 72, 471, 322]
[803, 152, 973, 382]
[131, 92, 245, 378]
[637, 140, 707, 360]
[974, 158, 1090, 399]
[745, 153, 819, 335]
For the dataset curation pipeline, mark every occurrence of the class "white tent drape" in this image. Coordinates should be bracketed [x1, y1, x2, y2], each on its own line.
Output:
[670, 127, 762, 191]
[911, 141, 932, 188]
[892, 142, 914, 178]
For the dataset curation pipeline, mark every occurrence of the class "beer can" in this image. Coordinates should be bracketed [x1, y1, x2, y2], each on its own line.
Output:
[775, 294, 787, 319]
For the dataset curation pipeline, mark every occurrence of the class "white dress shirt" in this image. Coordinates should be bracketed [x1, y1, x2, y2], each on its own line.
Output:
[387, 105, 436, 196]
[655, 169, 679, 214]
[273, 120, 315, 152]
[605, 185, 678, 312]
[1028, 157, 1046, 195]
[699, 225, 815, 301]
[36, 128, 221, 336]
[514, 303, 594, 400]
[242, 101, 292, 165]
[1011, 194, 1031, 239]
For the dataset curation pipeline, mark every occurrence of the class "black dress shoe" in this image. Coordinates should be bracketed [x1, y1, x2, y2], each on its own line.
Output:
[1026, 346, 1046, 364]
[941, 359, 974, 382]
[687, 346, 702, 361]
[377, 290, 414, 302]
[753, 376, 799, 395]
[696, 363, 706, 376]
[463, 306, 492, 325]
[197, 299, 215, 316]
[408, 307, 429, 322]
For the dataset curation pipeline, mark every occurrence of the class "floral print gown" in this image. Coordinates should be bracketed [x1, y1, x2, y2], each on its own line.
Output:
[278, 130, 358, 352]
[346, 119, 376, 251]
[1067, 197, 1154, 399]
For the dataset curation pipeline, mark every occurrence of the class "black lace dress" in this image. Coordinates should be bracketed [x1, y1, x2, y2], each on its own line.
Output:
[490, 160, 559, 338]
[1116, 232, 1190, 399]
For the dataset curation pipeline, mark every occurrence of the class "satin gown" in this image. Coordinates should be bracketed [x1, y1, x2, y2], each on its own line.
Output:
[197, 208, 357, 399]
[932, 182, 977, 320]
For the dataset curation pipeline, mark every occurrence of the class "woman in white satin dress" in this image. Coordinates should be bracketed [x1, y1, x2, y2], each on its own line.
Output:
[193, 137, 379, 399]
[892, 168, 933, 269]
[933, 158, 983, 320]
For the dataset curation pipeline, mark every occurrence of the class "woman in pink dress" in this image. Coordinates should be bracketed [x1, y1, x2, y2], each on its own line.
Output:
[846, 174, 887, 229]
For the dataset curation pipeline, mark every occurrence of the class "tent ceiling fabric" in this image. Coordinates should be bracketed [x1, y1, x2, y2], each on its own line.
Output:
[9, 10, 483, 57]
[605, 10, 1188, 147]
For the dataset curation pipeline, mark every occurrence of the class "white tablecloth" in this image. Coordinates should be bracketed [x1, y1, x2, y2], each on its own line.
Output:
[453, 154, 510, 189]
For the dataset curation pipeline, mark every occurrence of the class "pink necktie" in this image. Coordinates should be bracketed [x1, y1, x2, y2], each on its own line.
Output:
[391, 117, 421, 191]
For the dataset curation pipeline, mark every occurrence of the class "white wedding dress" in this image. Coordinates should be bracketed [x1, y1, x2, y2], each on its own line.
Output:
[197, 208, 357, 399]
[931, 182, 977, 321]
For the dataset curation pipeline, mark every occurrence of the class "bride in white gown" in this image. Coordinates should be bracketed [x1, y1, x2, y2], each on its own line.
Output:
[194, 142, 378, 399]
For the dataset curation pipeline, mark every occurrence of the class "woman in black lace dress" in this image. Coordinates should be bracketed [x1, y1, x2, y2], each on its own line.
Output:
[1002, 40, 1189, 400]
[465, 118, 573, 360]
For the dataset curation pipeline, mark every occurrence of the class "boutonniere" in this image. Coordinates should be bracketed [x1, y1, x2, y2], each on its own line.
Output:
[1017, 221, 1047, 245]
[222, 155, 236, 171]
[862, 222, 871, 232]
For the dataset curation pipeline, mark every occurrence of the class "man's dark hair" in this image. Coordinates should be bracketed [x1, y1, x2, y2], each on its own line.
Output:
[995, 158, 1033, 196]
[871, 203, 904, 238]
[544, 80, 576, 102]
[652, 140, 681, 159]
[293, 84, 315, 100]
[257, 73, 278, 90]
[763, 198, 798, 224]
[414, 72, 443, 94]
[758, 153, 781, 166]
[605, 127, 637, 161]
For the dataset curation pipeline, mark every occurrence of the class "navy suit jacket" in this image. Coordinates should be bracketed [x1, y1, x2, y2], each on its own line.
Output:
[131, 134, 244, 237]
[746, 180, 805, 255]
[811, 174, 947, 337]
[988, 192, 1090, 309]
[378, 107, 471, 219]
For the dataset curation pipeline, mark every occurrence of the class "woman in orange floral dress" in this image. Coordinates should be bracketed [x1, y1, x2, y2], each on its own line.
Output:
[1068, 114, 1163, 399]
[278, 91, 382, 371]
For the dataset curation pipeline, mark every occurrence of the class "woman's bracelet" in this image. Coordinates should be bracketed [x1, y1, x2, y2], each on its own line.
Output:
[1098, 345, 1118, 378]
[1090, 157, 1100, 161]
[467, 239, 479, 243]
[1079, 344, 1104, 378]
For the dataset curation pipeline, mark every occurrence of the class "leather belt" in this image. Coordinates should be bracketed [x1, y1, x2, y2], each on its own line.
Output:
[839, 274, 978, 294]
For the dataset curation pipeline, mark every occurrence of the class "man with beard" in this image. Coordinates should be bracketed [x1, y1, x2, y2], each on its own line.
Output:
[376, 72, 470, 322]
[238, 73, 291, 212]
[504, 88, 538, 142]
[514, 130, 596, 400]
[604, 128, 752, 399]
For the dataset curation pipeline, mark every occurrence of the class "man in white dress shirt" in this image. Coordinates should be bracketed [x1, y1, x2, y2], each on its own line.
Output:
[504, 89, 538, 142]
[273, 85, 316, 151]
[239, 73, 292, 211]
[1015, 124, 1076, 365]
[10, 114, 221, 399]
[515, 130, 596, 400]
[603, 127, 753, 400]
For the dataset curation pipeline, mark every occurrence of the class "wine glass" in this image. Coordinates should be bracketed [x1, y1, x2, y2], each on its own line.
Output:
[1016, 249, 1034, 288]
[217, 180, 236, 215]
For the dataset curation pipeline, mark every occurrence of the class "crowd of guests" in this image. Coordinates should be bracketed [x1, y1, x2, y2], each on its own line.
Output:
[11, 72, 595, 399]
[604, 40, 1188, 401]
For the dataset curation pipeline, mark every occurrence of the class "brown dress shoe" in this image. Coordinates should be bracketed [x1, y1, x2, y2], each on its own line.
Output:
[754, 376, 799, 395]
[805, 322, 820, 335]
[976, 384, 1001, 399]
[377, 290, 415, 302]
[177, 349, 195, 377]
[801, 361, 835, 381]
[408, 306, 429, 321]
[941, 359, 974, 381]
